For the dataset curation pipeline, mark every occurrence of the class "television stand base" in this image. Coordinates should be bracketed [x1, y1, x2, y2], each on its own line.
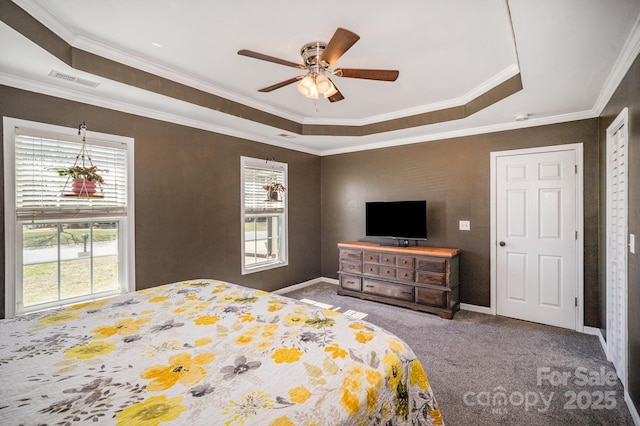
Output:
[380, 239, 413, 247]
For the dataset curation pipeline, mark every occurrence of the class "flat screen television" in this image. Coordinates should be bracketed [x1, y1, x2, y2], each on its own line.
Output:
[365, 200, 427, 241]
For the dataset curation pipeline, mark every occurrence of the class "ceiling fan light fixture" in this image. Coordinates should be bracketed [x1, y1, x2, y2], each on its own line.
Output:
[296, 75, 314, 97]
[323, 82, 338, 98]
[315, 73, 332, 94]
[305, 84, 319, 99]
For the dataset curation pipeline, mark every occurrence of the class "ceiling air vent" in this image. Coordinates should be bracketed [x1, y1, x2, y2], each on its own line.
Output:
[48, 70, 100, 88]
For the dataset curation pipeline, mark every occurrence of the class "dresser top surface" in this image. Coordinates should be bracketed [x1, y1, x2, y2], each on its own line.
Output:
[338, 241, 460, 258]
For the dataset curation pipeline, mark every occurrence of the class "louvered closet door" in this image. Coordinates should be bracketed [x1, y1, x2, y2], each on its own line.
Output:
[606, 122, 627, 387]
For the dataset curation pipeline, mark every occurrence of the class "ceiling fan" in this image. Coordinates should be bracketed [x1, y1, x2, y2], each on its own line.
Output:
[238, 27, 399, 102]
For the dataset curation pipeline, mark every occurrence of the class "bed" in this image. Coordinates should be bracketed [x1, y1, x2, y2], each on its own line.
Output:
[0, 279, 443, 425]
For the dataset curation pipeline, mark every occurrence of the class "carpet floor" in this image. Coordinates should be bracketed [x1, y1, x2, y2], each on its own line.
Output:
[282, 281, 635, 426]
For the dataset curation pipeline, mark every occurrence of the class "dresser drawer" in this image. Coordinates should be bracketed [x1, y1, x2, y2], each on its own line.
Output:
[363, 279, 414, 301]
[363, 252, 380, 263]
[396, 256, 415, 268]
[396, 268, 415, 282]
[363, 263, 380, 276]
[340, 275, 362, 292]
[380, 254, 396, 265]
[416, 271, 446, 286]
[379, 266, 396, 279]
[340, 261, 362, 274]
[416, 258, 446, 273]
[340, 250, 362, 262]
[416, 287, 447, 308]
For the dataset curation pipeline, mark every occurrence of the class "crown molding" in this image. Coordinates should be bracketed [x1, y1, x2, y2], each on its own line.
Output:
[0, 72, 321, 156]
[11, 0, 522, 129]
[593, 14, 640, 115]
[2, 0, 608, 156]
[318, 110, 597, 156]
[1, 71, 598, 157]
[12, 0, 77, 45]
[71, 35, 307, 125]
[70, 34, 521, 129]
[11, 0, 306, 125]
[302, 65, 521, 127]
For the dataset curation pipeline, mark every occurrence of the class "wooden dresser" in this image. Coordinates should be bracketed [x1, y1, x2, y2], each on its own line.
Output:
[337, 241, 460, 319]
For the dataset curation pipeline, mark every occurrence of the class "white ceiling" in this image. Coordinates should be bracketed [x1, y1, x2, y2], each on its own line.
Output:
[1, 0, 640, 155]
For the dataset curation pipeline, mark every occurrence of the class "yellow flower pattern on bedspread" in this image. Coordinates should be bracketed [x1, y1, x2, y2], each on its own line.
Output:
[0, 279, 443, 425]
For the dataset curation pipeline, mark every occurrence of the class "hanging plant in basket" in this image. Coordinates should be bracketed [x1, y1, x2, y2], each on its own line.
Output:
[263, 181, 286, 201]
[58, 165, 105, 196]
[58, 122, 107, 198]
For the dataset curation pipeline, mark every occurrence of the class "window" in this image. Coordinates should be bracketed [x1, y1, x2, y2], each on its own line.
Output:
[3, 118, 134, 317]
[241, 157, 288, 274]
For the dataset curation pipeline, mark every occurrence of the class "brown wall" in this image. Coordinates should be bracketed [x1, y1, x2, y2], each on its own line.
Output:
[320, 119, 600, 325]
[598, 53, 640, 411]
[3, 54, 639, 415]
[2, 55, 639, 416]
[0, 85, 322, 319]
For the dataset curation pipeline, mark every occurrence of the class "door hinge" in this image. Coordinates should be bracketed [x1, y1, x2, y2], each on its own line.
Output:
[575, 297, 578, 307]
[575, 231, 578, 240]
[575, 164, 578, 174]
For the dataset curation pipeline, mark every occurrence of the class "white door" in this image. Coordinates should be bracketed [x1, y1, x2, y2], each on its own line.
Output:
[606, 109, 628, 387]
[495, 149, 578, 329]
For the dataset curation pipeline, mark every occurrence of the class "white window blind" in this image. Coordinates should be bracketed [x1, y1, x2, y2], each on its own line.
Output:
[241, 157, 288, 274]
[14, 128, 128, 221]
[243, 165, 286, 215]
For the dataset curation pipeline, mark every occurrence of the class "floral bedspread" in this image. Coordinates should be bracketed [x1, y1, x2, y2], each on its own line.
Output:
[0, 279, 443, 425]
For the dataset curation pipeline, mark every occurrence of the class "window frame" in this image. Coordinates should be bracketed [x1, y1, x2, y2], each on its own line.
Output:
[240, 156, 288, 275]
[3, 117, 135, 317]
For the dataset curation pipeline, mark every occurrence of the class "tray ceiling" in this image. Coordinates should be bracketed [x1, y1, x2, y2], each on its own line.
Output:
[1, 0, 639, 155]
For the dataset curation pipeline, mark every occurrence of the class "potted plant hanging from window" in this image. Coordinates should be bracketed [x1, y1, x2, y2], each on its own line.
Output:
[263, 181, 286, 201]
[58, 165, 105, 196]
[58, 122, 106, 198]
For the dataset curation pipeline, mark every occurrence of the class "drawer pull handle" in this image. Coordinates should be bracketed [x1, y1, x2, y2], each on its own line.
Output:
[365, 285, 375, 288]
[401, 291, 413, 295]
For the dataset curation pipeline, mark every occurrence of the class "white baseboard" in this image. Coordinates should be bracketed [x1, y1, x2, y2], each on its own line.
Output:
[460, 303, 492, 315]
[582, 327, 639, 425]
[626, 392, 640, 426]
[280, 281, 492, 317]
[273, 277, 337, 295]
[582, 326, 607, 356]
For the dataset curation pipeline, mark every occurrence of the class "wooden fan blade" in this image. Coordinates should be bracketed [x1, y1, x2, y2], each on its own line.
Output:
[334, 68, 399, 81]
[238, 49, 305, 69]
[258, 76, 302, 92]
[320, 28, 360, 66]
[327, 81, 345, 102]
[328, 91, 344, 102]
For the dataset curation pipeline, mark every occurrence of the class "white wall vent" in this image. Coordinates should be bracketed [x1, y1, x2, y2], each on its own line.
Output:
[48, 70, 100, 88]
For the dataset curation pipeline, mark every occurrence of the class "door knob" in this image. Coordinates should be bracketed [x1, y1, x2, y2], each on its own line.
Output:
[499, 241, 506, 247]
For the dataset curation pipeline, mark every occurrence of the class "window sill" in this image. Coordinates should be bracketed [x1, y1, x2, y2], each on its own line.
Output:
[242, 260, 288, 275]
